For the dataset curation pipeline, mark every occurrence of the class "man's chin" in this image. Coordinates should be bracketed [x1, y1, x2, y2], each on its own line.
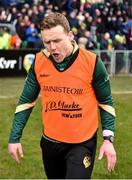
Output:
[52, 56, 63, 63]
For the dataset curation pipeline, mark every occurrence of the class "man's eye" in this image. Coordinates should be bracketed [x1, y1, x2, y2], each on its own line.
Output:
[54, 39, 61, 43]
[45, 41, 50, 44]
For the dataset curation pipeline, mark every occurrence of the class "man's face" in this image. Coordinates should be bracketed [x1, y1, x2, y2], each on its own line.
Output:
[41, 25, 73, 63]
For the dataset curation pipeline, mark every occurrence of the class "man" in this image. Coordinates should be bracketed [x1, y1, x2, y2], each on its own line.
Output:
[8, 12, 116, 179]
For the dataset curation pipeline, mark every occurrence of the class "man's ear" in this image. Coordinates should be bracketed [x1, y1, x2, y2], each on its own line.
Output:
[68, 31, 74, 41]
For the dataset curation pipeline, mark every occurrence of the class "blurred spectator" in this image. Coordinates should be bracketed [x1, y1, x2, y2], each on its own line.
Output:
[25, 22, 38, 48]
[15, 15, 27, 42]
[0, 27, 10, 49]
[10, 32, 22, 49]
[2, 27, 11, 49]
[30, 4, 40, 25]
[96, 17, 106, 35]
[38, 4, 45, 21]
[84, 30, 97, 50]
[51, 0, 67, 12]
[100, 32, 111, 69]
[71, 27, 78, 41]
[10, 6, 18, 22]
[124, 18, 132, 49]
[23, 15, 31, 28]
[0, 28, 6, 49]
[66, 0, 79, 13]
[114, 34, 126, 74]
[69, 10, 79, 29]
[100, 32, 110, 50]
[125, 26, 132, 73]
[78, 36, 88, 48]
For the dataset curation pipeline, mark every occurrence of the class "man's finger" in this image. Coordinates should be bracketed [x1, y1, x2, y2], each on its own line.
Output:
[18, 146, 24, 158]
[98, 151, 104, 160]
[10, 152, 20, 164]
[107, 154, 116, 171]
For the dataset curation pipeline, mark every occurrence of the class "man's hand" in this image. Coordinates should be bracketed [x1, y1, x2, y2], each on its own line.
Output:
[8, 143, 24, 164]
[98, 140, 117, 171]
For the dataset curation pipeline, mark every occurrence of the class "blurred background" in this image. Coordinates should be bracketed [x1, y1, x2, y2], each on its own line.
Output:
[0, 0, 132, 75]
[0, 0, 132, 179]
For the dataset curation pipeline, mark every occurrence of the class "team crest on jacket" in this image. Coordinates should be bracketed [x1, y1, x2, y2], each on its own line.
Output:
[83, 155, 91, 168]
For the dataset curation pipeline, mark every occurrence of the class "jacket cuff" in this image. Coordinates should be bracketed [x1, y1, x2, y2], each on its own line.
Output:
[103, 129, 114, 137]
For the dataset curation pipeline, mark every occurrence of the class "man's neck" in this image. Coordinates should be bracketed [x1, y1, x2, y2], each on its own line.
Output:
[66, 44, 74, 58]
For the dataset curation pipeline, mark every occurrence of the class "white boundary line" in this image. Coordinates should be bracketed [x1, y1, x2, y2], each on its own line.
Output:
[0, 95, 18, 99]
[112, 91, 132, 94]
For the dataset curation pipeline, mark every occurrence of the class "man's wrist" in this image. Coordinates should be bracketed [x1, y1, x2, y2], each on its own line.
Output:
[103, 135, 114, 143]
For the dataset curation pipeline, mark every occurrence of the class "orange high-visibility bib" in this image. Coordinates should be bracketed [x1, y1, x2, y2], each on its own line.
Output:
[35, 48, 98, 143]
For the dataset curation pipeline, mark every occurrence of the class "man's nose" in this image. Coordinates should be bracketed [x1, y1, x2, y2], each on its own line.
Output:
[50, 42, 56, 50]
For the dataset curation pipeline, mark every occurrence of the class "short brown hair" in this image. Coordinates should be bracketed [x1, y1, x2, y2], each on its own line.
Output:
[40, 12, 70, 33]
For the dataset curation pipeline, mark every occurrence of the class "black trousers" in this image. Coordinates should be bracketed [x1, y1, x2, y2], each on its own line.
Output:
[40, 133, 97, 179]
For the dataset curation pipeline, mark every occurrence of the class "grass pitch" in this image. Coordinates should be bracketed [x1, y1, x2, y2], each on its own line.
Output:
[0, 76, 132, 179]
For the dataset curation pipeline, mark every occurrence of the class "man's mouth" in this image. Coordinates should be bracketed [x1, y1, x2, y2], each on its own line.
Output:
[52, 53, 60, 59]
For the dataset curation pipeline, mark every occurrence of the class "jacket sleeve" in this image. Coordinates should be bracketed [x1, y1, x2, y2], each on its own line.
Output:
[9, 61, 40, 143]
[92, 57, 116, 137]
